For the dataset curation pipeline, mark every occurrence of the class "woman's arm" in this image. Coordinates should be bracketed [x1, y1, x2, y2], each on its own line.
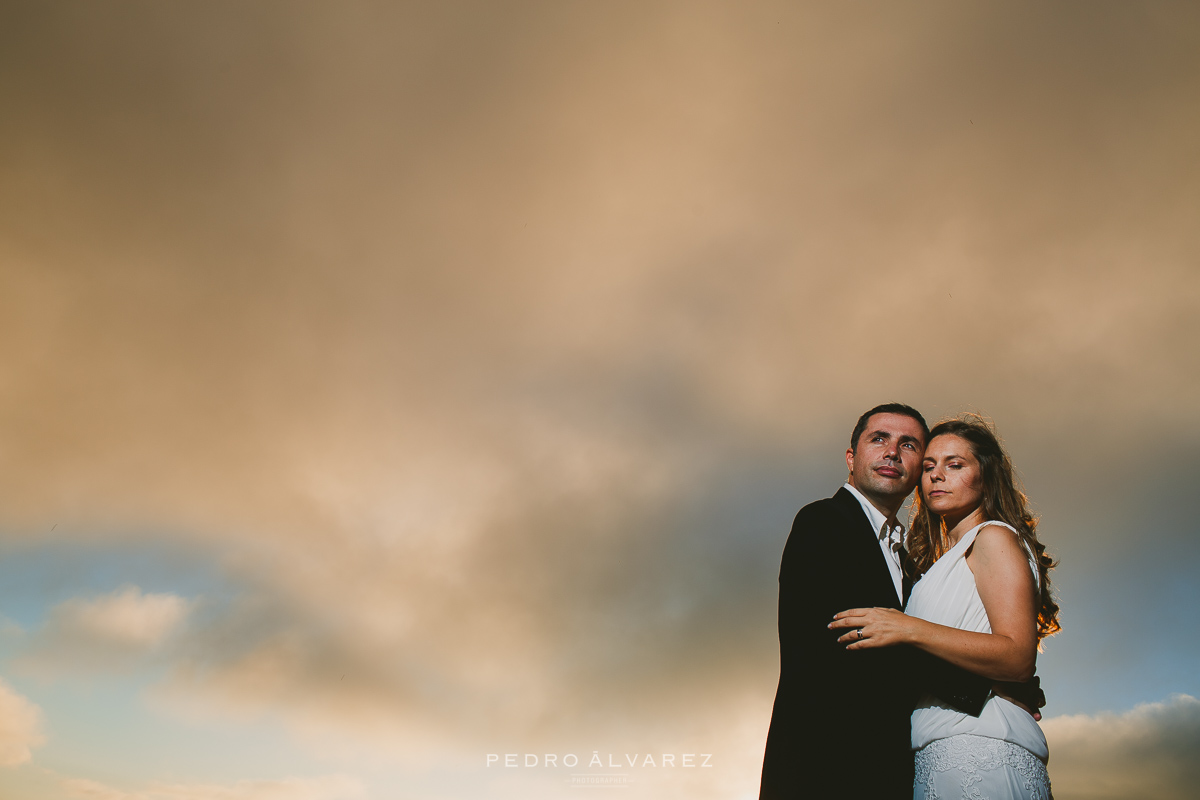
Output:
[827, 525, 1039, 682]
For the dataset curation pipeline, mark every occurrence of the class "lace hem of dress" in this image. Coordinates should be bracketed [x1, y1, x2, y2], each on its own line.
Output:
[914, 734, 1051, 800]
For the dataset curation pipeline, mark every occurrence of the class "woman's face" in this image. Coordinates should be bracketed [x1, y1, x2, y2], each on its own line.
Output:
[921, 434, 984, 519]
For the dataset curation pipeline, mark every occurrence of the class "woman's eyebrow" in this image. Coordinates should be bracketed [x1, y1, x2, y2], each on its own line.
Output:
[925, 451, 966, 461]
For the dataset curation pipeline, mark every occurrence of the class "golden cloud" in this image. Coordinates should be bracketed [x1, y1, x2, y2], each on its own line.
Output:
[59, 774, 364, 800]
[17, 586, 192, 676]
[0, 678, 45, 767]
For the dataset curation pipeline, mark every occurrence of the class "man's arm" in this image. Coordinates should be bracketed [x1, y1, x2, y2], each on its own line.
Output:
[906, 648, 992, 716]
[910, 652, 1044, 718]
[994, 676, 1045, 720]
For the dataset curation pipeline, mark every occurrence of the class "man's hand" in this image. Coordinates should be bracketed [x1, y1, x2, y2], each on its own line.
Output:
[993, 676, 1045, 721]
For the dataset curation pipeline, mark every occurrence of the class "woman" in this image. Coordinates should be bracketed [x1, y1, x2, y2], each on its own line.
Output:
[829, 416, 1060, 800]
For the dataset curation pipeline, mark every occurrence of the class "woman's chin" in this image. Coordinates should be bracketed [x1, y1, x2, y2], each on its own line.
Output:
[929, 501, 964, 518]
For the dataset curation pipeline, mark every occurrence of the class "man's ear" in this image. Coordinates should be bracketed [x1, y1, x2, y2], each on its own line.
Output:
[845, 448, 855, 476]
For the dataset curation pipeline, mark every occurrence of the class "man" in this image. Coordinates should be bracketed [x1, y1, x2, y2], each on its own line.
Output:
[759, 403, 1002, 799]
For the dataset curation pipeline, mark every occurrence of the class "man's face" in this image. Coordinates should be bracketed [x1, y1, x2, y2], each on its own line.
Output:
[845, 412, 926, 504]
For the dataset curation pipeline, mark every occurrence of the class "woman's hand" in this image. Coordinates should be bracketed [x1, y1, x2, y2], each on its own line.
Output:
[828, 607, 917, 649]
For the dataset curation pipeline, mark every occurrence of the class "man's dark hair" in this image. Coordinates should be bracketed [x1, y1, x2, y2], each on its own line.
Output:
[849, 403, 929, 453]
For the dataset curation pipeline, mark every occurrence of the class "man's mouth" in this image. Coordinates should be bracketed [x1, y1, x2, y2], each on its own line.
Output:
[876, 466, 901, 478]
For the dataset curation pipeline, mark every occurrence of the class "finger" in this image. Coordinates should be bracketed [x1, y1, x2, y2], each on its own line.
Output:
[832, 609, 870, 619]
[829, 614, 867, 627]
[845, 637, 875, 650]
[837, 627, 868, 644]
[845, 632, 878, 649]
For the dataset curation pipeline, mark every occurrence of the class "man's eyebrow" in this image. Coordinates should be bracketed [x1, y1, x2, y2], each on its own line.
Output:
[867, 430, 922, 445]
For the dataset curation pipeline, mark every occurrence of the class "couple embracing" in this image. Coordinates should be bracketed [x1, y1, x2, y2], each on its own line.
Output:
[759, 404, 1059, 800]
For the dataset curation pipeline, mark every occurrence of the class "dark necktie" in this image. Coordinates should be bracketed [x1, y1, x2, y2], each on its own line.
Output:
[896, 542, 913, 606]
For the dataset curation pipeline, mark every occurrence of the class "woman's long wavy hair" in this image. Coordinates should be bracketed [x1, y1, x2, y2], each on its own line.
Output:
[907, 416, 1061, 640]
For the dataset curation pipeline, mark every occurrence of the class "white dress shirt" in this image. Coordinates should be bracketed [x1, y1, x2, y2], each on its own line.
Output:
[843, 482, 905, 604]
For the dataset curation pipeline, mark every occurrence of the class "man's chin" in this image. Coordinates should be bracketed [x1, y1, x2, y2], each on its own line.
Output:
[866, 478, 914, 498]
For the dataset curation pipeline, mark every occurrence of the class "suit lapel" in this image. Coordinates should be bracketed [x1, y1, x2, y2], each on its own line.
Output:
[832, 487, 903, 609]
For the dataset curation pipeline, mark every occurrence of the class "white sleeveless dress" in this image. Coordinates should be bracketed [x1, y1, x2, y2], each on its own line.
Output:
[906, 521, 1052, 800]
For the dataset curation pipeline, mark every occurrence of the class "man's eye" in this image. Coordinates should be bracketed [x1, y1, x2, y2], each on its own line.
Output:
[903, 443, 916, 450]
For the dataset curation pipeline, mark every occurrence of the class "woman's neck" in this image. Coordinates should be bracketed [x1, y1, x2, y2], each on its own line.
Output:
[942, 506, 986, 548]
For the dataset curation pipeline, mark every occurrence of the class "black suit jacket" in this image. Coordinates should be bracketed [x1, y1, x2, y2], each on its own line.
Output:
[759, 488, 989, 800]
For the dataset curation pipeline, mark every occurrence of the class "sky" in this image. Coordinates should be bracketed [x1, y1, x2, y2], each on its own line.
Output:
[0, 2, 1198, 799]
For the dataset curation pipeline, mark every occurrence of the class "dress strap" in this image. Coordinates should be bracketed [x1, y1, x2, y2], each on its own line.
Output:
[953, 520, 1002, 552]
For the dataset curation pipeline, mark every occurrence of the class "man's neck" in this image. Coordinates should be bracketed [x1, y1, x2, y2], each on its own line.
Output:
[846, 478, 904, 524]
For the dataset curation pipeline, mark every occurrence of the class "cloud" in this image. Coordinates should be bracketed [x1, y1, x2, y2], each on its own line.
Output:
[0, 677, 45, 766]
[18, 586, 192, 675]
[52, 585, 191, 648]
[1043, 694, 1200, 800]
[60, 774, 364, 800]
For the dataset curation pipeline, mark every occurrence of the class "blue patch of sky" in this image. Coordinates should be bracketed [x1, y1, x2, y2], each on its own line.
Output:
[0, 533, 235, 630]
[0, 535, 336, 786]
[7, 669, 340, 786]
[1039, 519, 1200, 716]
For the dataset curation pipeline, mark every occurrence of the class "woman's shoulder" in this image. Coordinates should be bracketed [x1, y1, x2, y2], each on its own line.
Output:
[970, 522, 1025, 554]
[969, 523, 1039, 584]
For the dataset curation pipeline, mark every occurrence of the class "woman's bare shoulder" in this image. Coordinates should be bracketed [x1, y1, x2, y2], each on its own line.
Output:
[969, 524, 1032, 570]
